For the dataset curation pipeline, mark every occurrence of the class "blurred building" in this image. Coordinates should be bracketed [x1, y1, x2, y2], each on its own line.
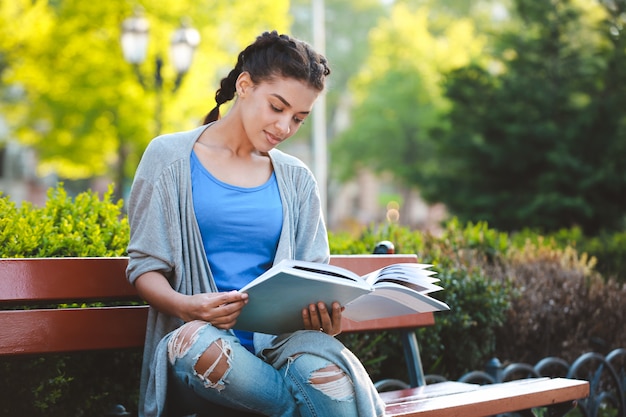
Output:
[0, 140, 51, 206]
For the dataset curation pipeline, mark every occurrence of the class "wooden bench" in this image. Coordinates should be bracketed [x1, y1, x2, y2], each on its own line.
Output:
[0, 255, 589, 416]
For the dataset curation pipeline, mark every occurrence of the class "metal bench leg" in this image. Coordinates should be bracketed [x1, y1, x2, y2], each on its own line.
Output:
[401, 330, 426, 387]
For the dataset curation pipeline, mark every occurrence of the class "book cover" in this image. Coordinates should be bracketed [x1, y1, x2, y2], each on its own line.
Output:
[234, 259, 449, 334]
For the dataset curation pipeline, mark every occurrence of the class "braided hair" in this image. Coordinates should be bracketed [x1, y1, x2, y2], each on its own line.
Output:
[203, 31, 331, 124]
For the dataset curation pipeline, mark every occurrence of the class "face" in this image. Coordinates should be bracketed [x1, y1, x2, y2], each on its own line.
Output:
[237, 73, 320, 152]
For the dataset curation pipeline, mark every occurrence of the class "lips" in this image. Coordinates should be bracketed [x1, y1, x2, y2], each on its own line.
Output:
[265, 130, 283, 146]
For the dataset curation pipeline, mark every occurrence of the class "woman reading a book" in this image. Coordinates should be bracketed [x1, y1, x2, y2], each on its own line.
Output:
[126, 31, 386, 417]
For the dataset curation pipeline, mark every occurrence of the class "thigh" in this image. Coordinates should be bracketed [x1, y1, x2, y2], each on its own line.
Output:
[167, 321, 298, 416]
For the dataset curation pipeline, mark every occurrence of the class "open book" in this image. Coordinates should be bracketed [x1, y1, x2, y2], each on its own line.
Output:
[234, 259, 450, 334]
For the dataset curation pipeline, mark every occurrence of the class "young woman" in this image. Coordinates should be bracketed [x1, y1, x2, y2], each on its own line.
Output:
[126, 31, 386, 417]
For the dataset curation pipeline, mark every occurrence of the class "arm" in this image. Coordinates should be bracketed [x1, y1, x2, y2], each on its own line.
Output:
[135, 271, 248, 329]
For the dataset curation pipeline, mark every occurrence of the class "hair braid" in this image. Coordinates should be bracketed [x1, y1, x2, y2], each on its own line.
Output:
[202, 31, 330, 124]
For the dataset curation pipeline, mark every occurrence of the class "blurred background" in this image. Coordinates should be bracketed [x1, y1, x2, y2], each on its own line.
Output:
[2, 3, 625, 415]
[1, 0, 625, 236]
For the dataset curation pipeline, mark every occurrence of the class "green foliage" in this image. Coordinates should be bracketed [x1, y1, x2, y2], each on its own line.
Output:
[495, 241, 625, 365]
[0, 351, 142, 417]
[511, 226, 626, 284]
[578, 231, 626, 283]
[289, 0, 387, 144]
[334, 219, 625, 381]
[1, 0, 290, 188]
[0, 184, 128, 257]
[330, 3, 486, 186]
[418, 267, 511, 377]
[0, 184, 135, 416]
[428, 0, 626, 234]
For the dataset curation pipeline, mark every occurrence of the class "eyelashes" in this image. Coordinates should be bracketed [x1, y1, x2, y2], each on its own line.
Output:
[270, 104, 305, 125]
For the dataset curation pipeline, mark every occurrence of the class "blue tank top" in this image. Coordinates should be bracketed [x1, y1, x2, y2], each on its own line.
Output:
[190, 150, 283, 351]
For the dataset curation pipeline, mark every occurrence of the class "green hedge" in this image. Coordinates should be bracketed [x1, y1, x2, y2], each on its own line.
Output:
[0, 185, 137, 417]
[0, 185, 128, 258]
[331, 219, 625, 379]
[1, 185, 624, 415]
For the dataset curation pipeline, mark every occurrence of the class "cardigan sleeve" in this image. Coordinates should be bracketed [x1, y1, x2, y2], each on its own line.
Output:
[126, 138, 184, 286]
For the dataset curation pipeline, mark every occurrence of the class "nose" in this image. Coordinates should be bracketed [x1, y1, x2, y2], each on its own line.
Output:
[275, 116, 291, 137]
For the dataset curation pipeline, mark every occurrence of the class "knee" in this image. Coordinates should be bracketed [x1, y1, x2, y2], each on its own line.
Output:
[289, 354, 355, 401]
[309, 363, 354, 400]
[167, 321, 232, 391]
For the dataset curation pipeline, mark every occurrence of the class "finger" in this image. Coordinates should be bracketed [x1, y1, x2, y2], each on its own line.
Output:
[331, 302, 343, 335]
[217, 299, 247, 316]
[217, 290, 248, 305]
[302, 307, 313, 330]
[317, 302, 333, 333]
[308, 303, 322, 330]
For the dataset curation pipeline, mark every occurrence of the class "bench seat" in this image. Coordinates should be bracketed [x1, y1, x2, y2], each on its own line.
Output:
[381, 377, 589, 417]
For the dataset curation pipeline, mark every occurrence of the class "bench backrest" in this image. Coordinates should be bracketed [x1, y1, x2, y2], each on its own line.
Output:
[0, 255, 434, 356]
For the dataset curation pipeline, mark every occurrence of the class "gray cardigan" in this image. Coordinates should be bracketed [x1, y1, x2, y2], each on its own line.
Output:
[126, 125, 330, 416]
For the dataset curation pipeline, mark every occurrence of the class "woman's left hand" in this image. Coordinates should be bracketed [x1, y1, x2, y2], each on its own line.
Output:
[302, 301, 343, 336]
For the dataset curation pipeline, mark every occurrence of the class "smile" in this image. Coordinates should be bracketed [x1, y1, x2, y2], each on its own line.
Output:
[265, 131, 283, 145]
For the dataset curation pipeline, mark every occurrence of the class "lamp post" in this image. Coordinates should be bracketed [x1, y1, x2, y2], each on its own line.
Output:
[312, 0, 327, 219]
[117, 9, 200, 201]
[120, 9, 200, 135]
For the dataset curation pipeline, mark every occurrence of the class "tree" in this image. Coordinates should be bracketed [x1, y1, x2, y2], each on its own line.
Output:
[288, 0, 388, 141]
[330, 4, 486, 187]
[1, 0, 290, 199]
[429, 0, 626, 233]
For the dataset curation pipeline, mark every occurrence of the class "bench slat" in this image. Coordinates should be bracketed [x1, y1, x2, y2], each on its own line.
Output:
[329, 254, 418, 276]
[382, 377, 590, 417]
[0, 255, 434, 355]
[0, 257, 136, 303]
[0, 306, 148, 355]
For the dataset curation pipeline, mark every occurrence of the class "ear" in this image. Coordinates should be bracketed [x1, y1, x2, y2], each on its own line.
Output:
[236, 72, 253, 97]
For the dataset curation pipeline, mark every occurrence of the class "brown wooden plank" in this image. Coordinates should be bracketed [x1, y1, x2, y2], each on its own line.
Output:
[0, 255, 433, 354]
[0, 255, 417, 303]
[0, 306, 149, 355]
[329, 254, 419, 276]
[0, 257, 137, 303]
[380, 381, 480, 404]
[342, 312, 435, 333]
[383, 378, 589, 417]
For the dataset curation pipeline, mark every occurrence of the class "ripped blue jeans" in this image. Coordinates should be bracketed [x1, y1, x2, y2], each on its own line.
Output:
[167, 320, 366, 417]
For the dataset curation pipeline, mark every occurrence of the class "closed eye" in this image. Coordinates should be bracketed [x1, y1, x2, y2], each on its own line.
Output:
[271, 104, 305, 125]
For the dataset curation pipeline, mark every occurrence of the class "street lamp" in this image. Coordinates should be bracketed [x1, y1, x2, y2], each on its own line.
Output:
[117, 9, 200, 201]
[120, 9, 200, 95]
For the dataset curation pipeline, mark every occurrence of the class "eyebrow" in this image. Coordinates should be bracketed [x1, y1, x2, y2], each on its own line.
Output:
[271, 94, 311, 115]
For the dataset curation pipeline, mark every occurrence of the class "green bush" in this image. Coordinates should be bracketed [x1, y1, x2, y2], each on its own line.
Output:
[334, 219, 625, 381]
[0, 184, 128, 257]
[335, 221, 514, 380]
[512, 226, 626, 283]
[494, 242, 626, 365]
[0, 185, 137, 417]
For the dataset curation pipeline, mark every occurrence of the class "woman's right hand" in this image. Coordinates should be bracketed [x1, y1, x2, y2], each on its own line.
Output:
[182, 291, 248, 329]
[134, 271, 248, 329]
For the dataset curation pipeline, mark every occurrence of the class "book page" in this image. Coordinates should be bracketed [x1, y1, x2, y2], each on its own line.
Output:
[343, 284, 449, 322]
[363, 263, 435, 286]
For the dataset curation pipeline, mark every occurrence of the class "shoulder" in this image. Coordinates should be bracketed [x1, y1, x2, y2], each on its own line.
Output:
[269, 148, 314, 176]
[136, 125, 206, 177]
[143, 125, 206, 158]
[269, 148, 319, 197]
